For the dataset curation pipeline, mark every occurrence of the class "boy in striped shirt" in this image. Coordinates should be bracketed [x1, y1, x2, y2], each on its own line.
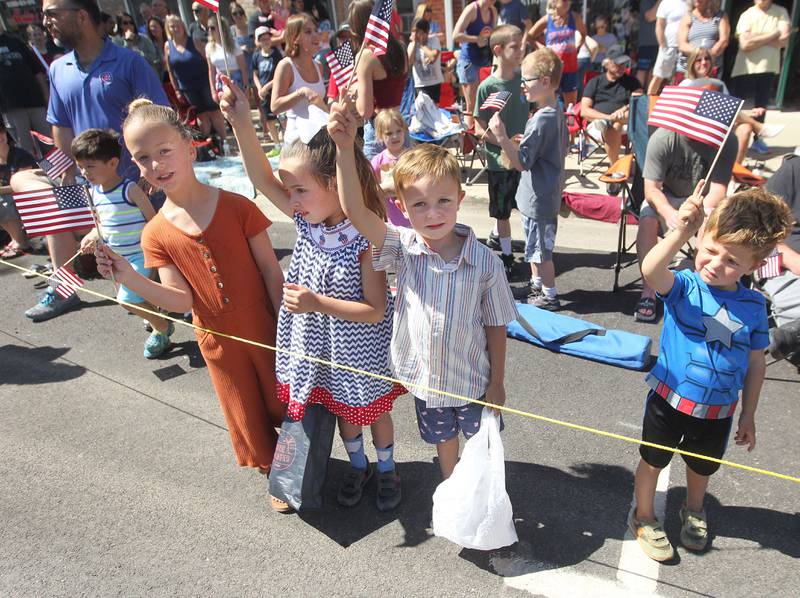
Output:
[73, 129, 174, 359]
[330, 105, 518, 479]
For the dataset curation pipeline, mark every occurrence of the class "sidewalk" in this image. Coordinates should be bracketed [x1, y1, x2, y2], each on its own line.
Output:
[254, 109, 798, 255]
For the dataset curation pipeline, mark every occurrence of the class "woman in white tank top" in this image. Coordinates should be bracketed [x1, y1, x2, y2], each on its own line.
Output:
[271, 13, 328, 145]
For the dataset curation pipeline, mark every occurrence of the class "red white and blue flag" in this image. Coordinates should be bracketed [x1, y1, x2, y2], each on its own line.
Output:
[480, 90, 512, 112]
[647, 86, 743, 148]
[14, 185, 95, 237]
[195, 0, 219, 12]
[326, 41, 357, 88]
[364, 0, 393, 56]
[756, 250, 783, 280]
[39, 147, 74, 180]
[30, 130, 55, 146]
[52, 265, 85, 299]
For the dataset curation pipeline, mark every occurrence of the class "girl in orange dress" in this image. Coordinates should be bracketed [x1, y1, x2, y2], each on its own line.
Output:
[94, 99, 287, 509]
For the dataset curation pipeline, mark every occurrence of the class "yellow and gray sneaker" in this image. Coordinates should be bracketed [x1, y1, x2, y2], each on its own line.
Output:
[679, 505, 708, 551]
[628, 506, 675, 562]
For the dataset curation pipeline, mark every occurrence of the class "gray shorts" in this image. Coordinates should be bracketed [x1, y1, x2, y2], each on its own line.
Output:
[653, 46, 678, 79]
[0, 194, 20, 223]
[639, 191, 684, 228]
[762, 270, 800, 327]
[522, 215, 557, 263]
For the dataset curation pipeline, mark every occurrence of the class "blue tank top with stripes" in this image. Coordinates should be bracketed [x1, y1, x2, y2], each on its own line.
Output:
[92, 179, 147, 258]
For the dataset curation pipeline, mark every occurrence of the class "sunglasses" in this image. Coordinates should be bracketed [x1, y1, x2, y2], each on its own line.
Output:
[697, 56, 712, 62]
[192, 8, 203, 13]
[232, 11, 245, 16]
[521, 76, 540, 84]
[208, 25, 217, 30]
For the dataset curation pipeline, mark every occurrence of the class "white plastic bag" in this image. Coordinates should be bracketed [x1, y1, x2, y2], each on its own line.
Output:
[409, 92, 462, 138]
[432, 408, 518, 550]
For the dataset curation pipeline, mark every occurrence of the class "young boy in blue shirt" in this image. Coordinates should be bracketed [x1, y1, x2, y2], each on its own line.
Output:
[489, 48, 568, 309]
[630, 182, 793, 561]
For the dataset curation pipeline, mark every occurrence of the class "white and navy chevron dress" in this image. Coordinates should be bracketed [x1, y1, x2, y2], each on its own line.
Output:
[276, 214, 405, 424]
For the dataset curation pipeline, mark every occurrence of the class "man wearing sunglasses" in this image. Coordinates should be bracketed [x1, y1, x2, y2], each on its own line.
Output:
[189, 2, 210, 44]
[16, 0, 168, 323]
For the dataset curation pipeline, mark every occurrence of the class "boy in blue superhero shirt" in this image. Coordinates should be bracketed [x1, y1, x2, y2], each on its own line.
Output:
[629, 181, 793, 562]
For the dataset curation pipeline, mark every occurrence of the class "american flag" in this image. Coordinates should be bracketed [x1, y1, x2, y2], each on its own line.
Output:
[52, 266, 84, 299]
[364, 0, 393, 56]
[30, 130, 54, 146]
[480, 90, 512, 112]
[326, 41, 357, 88]
[195, 0, 219, 12]
[647, 86, 743, 148]
[756, 250, 783, 280]
[39, 147, 74, 180]
[14, 185, 95, 237]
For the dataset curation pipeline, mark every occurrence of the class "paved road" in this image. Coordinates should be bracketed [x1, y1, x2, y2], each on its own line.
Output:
[2, 217, 797, 598]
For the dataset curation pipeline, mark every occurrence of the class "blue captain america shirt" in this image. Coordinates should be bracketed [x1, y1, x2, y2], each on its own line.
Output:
[647, 269, 769, 414]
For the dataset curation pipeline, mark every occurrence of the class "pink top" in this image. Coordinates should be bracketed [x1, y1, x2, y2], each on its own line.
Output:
[371, 149, 411, 228]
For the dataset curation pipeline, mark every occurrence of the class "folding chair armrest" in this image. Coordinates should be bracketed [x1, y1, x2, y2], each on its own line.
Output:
[732, 162, 767, 187]
[599, 154, 634, 184]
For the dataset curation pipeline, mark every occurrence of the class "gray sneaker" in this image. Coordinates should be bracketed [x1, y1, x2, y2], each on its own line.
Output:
[529, 294, 561, 311]
[25, 287, 80, 322]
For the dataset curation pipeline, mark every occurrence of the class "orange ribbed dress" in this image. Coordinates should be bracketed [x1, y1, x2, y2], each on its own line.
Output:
[141, 191, 286, 469]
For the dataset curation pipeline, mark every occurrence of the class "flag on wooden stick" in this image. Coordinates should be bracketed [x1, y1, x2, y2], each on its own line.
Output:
[364, 0, 393, 56]
[647, 86, 743, 148]
[39, 147, 74, 180]
[480, 91, 512, 112]
[195, 0, 219, 12]
[52, 266, 85, 299]
[14, 185, 95, 237]
[326, 41, 357, 89]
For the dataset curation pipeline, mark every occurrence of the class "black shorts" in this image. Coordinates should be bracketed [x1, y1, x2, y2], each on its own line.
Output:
[182, 86, 219, 114]
[487, 169, 520, 220]
[639, 390, 733, 476]
[260, 92, 278, 121]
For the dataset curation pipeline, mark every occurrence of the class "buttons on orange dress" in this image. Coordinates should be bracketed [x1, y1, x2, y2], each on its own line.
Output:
[222, 297, 230, 304]
[203, 252, 210, 258]
[210, 266, 217, 273]
[217, 281, 224, 289]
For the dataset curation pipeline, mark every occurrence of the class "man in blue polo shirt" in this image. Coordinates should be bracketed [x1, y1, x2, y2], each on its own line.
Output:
[18, 0, 168, 322]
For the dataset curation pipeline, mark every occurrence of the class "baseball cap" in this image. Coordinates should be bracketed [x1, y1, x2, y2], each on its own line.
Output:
[254, 26, 271, 39]
[606, 46, 630, 65]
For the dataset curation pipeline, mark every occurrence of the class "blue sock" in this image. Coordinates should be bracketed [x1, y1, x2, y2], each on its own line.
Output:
[343, 434, 367, 470]
[375, 443, 395, 473]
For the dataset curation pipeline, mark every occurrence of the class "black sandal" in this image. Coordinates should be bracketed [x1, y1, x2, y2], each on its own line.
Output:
[635, 297, 657, 322]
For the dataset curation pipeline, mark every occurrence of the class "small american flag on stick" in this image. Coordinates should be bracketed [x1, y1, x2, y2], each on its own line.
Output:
[326, 41, 357, 89]
[39, 147, 74, 180]
[30, 130, 54, 146]
[480, 90, 512, 112]
[364, 0, 393, 56]
[756, 250, 783, 280]
[14, 185, 95, 237]
[647, 86, 743, 148]
[52, 266, 84, 299]
[195, 0, 219, 12]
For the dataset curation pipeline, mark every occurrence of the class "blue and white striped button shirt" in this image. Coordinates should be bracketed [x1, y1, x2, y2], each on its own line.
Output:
[373, 223, 518, 407]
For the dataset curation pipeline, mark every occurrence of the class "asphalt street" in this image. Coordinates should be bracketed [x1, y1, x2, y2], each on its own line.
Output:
[1, 216, 799, 597]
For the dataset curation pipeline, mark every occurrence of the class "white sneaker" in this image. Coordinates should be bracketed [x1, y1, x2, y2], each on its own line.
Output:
[758, 124, 784, 139]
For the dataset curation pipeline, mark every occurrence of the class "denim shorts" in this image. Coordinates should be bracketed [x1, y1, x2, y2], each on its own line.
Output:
[414, 398, 503, 444]
[522, 215, 557, 263]
[362, 118, 384, 161]
[456, 49, 480, 85]
[559, 71, 578, 94]
[117, 252, 152, 304]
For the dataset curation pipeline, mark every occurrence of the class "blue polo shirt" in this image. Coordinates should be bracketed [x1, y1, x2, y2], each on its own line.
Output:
[47, 38, 169, 179]
[648, 269, 769, 410]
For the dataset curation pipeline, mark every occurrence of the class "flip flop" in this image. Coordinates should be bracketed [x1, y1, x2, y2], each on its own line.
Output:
[0, 243, 28, 259]
[635, 297, 657, 322]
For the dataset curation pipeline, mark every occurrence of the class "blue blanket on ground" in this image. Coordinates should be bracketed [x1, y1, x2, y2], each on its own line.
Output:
[507, 304, 653, 371]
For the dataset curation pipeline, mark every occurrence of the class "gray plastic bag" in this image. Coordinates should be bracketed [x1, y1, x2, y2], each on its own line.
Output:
[269, 404, 336, 511]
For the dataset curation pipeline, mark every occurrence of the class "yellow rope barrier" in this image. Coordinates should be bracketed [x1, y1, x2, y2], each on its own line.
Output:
[3, 257, 798, 484]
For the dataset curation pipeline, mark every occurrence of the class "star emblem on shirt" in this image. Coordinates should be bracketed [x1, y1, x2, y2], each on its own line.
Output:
[703, 304, 743, 349]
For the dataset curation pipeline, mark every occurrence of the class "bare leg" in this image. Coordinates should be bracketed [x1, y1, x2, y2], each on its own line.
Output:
[461, 82, 478, 130]
[196, 111, 213, 136]
[122, 301, 169, 333]
[685, 468, 710, 512]
[370, 412, 394, 448]
[734, 123, 753, 164]
[636, 216, 660, 303]
[647, 75, 665, 96]
[531, 259, 556, 288]
[496, 218, 511, 243]
[0, 218, 31, 248]
[604, 123, 623, 165]
[266, 120, 282, 146]
[437, 436, 459, 479]
[562, 90, 577, 108]
[636, 68, 651, 91]
[208, 109, 228, 139]
[634, 458, 662, 521]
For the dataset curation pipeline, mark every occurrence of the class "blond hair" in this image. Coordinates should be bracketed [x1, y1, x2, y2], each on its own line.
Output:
[164, 14, 187, 40]
[705, 188, 794, 261]
[284, 13, 314, 58]
[490, 24, 522, 50]
[393, 144, 461, 201]
[373, 108, 408, 140]
[523, 47, 563, 88]
[207, 15, 236, 54]
[123, 98, 192, 140]
[414, 2, 430, 22]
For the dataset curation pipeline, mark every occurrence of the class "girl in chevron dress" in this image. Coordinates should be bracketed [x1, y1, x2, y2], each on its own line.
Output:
[219, 77, 405, 512]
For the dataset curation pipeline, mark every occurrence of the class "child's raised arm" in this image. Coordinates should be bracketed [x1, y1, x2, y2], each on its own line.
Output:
[328, 101, 387, 250]
[217, 76, 293, 218]
[641, 180, 706, 296]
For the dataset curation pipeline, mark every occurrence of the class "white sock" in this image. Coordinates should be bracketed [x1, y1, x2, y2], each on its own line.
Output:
[530, 276, 542, 289]
[543, 285, 557, 299]
[500, 237, 512, 255]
